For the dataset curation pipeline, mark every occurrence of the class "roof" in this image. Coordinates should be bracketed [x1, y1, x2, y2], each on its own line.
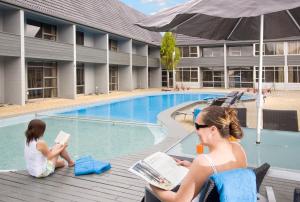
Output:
[0, 0, 161, 46]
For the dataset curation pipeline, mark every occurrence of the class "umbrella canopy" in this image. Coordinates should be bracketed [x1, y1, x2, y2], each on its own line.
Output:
[137, 0, 300, 40]
[137, 0, 300, 143]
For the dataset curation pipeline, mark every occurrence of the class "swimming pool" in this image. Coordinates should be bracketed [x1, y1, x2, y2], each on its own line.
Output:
[0, 117, 165, 170]
[59, 93, 224, 123]
[0, 93, 226, 170]
[167, 128, 300, 171]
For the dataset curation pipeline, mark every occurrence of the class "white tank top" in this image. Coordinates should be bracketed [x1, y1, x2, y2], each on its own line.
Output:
[24, 139, 47, 177]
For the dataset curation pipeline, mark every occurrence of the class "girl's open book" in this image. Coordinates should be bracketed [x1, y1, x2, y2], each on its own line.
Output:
[54, 131, 70, 145]
[128, 152, 188, 190]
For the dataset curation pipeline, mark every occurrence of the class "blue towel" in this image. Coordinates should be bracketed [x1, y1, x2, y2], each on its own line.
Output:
[74, 156, 111, 176]
[94, 160, 111, 174]
[75, 155, 93, 164]
[74, 159, 95, 176]
[210, 168, 256, 202]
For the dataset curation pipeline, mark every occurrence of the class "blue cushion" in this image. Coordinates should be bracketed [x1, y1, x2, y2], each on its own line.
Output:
[210, 168, 256, 202]
[193, 108, 201, 121]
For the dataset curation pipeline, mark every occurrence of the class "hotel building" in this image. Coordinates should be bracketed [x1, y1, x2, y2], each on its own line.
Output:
[169, 34, 300, 90]
[0, 0, 161, 105]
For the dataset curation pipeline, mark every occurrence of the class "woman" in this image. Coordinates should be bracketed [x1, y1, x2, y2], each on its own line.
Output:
[24, 119, 74, 178]
[151, 106, 247, 202]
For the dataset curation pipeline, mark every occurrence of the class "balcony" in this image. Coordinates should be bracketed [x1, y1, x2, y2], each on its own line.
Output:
[180, 57, 224, 66]
[77, 46, 107, 64]
[109, 51, 130, 65]
[25, 37, 73, 61]
[148, 57, 160, 67]
[132, 54, 147, 67]
[0, 32, 20, 57]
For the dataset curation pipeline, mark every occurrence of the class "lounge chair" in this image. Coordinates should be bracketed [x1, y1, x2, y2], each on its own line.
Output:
[143, 163, 271, 202]
[263, 109, 299, 132]
[161, 88, 172, 91]
[208, 91, 239, 107]
[236, 107, 247, 127]
[174, 110, 194, 120]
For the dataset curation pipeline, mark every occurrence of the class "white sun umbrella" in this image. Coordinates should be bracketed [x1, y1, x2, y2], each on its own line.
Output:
[136, 0, 300, 143]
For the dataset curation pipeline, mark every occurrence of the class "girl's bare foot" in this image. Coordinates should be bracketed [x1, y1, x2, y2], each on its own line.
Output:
[68, 160, 75, 167]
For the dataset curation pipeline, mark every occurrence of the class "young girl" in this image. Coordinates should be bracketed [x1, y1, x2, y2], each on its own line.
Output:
[24, 119, 74, 177]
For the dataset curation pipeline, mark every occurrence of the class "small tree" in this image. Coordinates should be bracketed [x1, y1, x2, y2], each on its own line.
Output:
[160, 32, 181, 72]
[160, 32, 181, 88]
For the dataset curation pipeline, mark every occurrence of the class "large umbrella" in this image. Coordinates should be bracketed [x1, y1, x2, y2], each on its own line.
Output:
[137, 0, 300, 144]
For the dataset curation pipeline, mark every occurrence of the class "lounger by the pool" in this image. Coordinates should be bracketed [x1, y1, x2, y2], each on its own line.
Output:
[263, 109, 299, 131]
[236, 107, 247, 127]
[174, 110, 193, 120]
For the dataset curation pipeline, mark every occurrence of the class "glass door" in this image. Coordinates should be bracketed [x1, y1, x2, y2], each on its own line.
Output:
[28, 64, 43, 99]
[27, 62, 57, 99]
[76, 63, 85, 94]
[109, 66, 118, 91]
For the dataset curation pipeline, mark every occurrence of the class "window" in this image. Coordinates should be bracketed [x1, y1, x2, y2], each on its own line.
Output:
[26, 19, 57, 41]
[202, 47, 223, 57]
[254, 42, 284, 56]
[202, 67, 224, 87]
[255, 66, 284, 83]
[109, 39, 118, 52]
[76, 63, 85, 94]
[76, 31, 84, 45]
[288, 66, 300, 83]
[176, 67, 198, 82]
[27, 62, 57, 99]
[228, 46, 253, 56]
[228, 67, 253, 88]
[288, 41, 300, 55]
[179, 46, 198, 57]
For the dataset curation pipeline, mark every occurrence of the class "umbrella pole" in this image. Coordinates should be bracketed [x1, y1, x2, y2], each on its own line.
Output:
[256, 14, 264, 144]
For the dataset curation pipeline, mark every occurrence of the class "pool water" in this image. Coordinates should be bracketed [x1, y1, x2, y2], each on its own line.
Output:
[167, 128, 300, 171]
[0, 117, 165, 170]
[60, 93, 223, 123]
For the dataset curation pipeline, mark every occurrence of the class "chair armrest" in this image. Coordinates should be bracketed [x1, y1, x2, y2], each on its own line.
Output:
[266, 186, 276, 202]
[145, 186, 161, 202]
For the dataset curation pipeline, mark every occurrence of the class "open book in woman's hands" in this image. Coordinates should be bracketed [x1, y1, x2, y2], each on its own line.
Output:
[128, 152, 189, 190]
[54, 130, 71, 145]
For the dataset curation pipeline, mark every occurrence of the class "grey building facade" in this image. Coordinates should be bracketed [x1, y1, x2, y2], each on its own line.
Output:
[0, 0, 161, 105]
[165, 34, 300, 90]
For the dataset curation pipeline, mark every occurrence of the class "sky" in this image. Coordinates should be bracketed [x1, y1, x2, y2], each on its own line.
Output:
[120, 0, 188, 15]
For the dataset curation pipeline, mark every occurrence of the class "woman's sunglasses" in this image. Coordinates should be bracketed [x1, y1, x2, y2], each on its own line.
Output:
[194, 122, 209, 130]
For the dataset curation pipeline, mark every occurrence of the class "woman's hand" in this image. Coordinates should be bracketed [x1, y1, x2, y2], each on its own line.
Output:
[174, 158, 192, 168]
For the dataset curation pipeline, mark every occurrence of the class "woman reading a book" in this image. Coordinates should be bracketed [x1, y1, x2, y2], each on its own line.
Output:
[150, 106, 247, 202]
[24, 119, 74, 178]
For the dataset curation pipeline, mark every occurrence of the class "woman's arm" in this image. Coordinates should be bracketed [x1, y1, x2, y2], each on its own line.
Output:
[36, 140, 66, 160]
[150, 156, 212, 202]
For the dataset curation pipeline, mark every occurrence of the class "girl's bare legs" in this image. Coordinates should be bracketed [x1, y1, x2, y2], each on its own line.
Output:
[49, 144, 74, 168]
[60, 148, 74, 167]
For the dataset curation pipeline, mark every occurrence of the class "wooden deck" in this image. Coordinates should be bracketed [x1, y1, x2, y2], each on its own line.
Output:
[1, 152, 300, 202]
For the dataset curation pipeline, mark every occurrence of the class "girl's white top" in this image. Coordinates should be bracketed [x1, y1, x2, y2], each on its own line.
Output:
[24, 139, 47, 177]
